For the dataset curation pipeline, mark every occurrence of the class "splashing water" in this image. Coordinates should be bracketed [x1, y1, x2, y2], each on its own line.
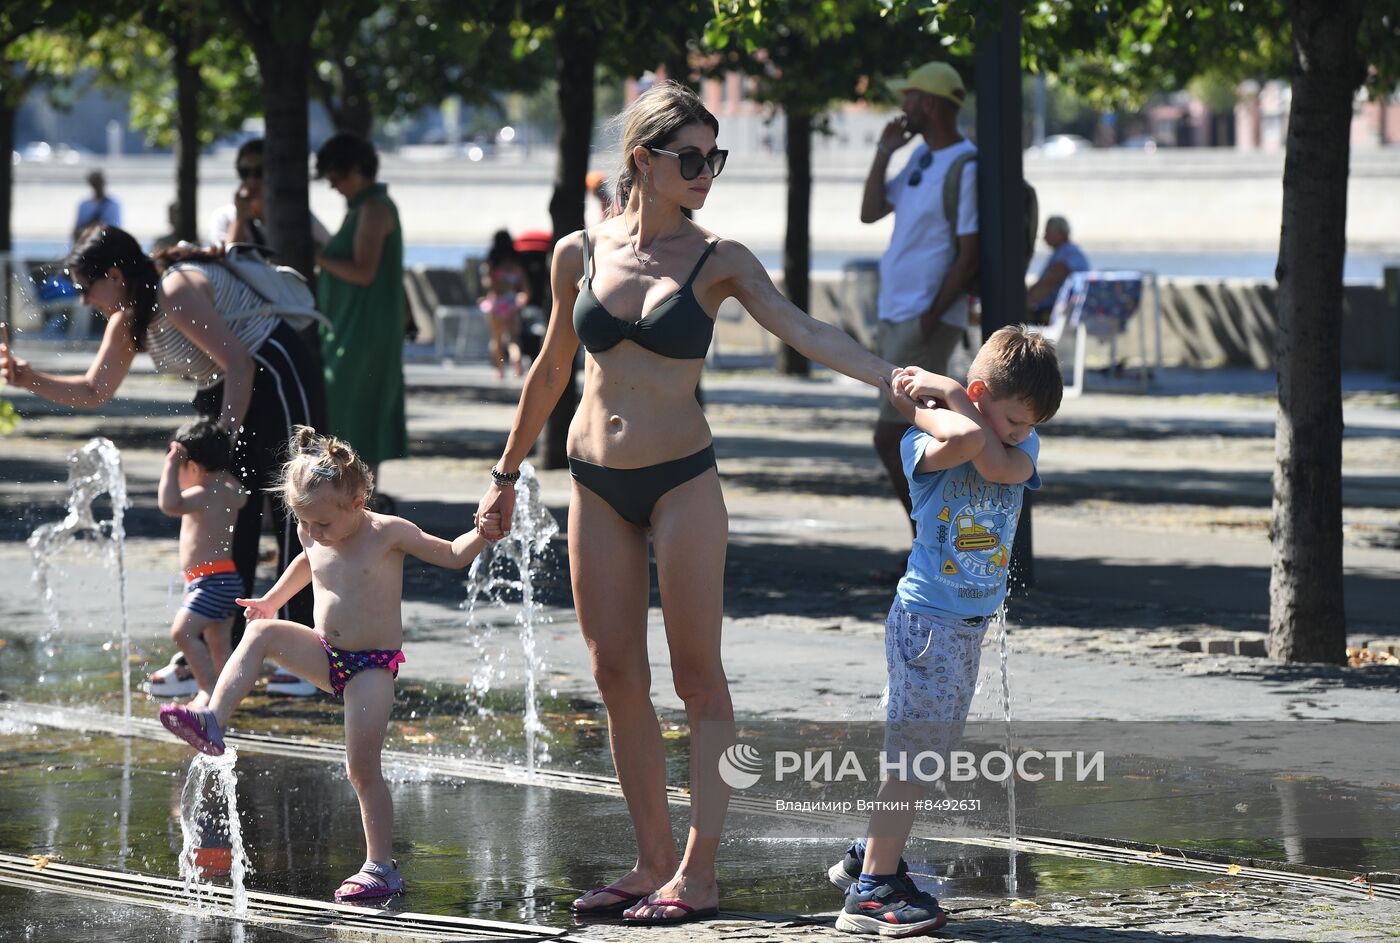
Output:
[178, 749, 251, 916]
[463, 463, 558, 773]
[992, 605, 1019, 897]
[27, 437, 131, 723]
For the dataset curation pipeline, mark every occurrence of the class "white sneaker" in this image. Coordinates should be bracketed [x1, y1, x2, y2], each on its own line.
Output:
[145, 653, 200, 698]
[265, 671, 318, 697]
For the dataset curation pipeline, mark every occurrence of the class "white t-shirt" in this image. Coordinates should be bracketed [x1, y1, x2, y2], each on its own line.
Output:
[207, 205, 329, 250]
[208, 204, 239, 247]
[877, 139, 978, 328]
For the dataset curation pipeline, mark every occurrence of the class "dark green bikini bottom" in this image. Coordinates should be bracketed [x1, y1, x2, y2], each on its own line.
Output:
[568, 445, 716, 529]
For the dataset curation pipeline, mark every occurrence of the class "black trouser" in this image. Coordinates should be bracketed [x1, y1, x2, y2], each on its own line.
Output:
[194, 322, 327, 637]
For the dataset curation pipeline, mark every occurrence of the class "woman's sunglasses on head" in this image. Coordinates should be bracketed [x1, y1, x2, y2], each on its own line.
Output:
[647, 147, 728, 181]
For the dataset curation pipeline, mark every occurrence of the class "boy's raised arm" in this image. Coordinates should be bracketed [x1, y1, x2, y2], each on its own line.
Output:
[897, 368, 1034, 485]
[157, 442, 202, 516]
[888, 385, 985, 473]
[969, 434, 1035, 484]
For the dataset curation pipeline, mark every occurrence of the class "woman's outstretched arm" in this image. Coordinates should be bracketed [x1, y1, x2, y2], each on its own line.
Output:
[721, 241, 896, 390]
[0, 310, 137, 408]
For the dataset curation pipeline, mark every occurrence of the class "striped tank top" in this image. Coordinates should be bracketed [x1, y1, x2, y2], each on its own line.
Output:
[144, 261, 279, 390]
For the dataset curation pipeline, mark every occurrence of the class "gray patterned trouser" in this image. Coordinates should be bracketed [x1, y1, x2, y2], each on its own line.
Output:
[882, 600, 988, 777]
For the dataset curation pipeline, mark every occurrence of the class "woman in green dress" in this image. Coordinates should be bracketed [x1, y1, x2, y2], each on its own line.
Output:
[314, 132, 408, 502]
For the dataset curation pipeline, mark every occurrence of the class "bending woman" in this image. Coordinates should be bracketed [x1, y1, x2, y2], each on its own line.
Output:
[0, 227, 327, 671]
[474, 82, 897, 925]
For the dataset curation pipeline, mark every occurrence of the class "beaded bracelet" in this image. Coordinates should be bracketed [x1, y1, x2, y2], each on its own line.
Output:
[491, 465, 521, 486]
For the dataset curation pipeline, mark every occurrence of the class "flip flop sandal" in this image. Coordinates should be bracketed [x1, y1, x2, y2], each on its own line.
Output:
[569, 883, 651, 915]
[158, 704, 225, 756]
[621, 899, 720, 926]
[335, 859, 405, 902]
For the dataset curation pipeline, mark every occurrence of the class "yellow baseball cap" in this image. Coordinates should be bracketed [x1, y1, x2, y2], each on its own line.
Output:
[889, 62, 966, 107]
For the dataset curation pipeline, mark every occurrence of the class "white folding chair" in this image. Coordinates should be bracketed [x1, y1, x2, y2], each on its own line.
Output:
[1033, 271, 1157, 398]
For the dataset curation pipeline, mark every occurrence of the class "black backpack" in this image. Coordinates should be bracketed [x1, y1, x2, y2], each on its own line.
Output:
[943, 150, 1038, 275]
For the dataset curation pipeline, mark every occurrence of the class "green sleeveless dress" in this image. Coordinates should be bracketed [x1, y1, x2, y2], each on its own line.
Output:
[317, 182, 408, 466]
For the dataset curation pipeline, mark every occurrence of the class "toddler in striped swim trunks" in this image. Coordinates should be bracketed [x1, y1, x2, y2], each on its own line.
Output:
[153, 417, 248, 708]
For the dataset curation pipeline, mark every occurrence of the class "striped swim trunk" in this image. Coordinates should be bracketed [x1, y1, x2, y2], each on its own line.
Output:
[319, 635, 405, 698]
[180, 560, 244, 621]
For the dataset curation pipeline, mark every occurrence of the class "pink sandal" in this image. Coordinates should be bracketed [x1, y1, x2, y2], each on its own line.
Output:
[335, 859, 405, 902]
[622, 897, 720, 925]
[158, 704, 225, 756]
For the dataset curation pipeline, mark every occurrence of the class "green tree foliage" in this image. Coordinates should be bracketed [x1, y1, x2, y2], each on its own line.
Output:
[1, 2, 89, 252]
[13, 4, 259, 243]
[707, 1, 938, 373]
[311, 1, 544, 137]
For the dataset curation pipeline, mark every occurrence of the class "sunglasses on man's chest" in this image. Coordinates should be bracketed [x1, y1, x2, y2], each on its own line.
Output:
[908, 151, 933, 187]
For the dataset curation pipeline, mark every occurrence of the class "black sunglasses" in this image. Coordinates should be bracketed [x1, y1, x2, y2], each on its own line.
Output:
[648, 147, 728, 181]
[907, 151, 933, 187]
[236, 165, 264, 180]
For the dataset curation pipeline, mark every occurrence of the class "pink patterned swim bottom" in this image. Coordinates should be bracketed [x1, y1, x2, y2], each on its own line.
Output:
[319, 635, 405, 697]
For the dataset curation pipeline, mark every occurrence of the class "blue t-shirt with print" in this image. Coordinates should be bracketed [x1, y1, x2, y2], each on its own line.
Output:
[896, 426, 1042, 619]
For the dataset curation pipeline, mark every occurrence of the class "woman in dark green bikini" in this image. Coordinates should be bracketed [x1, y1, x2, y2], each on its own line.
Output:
[474, 82, 898, 926]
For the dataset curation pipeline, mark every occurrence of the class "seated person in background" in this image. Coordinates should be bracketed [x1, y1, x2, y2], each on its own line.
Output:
[1025, 215, 1090, 323]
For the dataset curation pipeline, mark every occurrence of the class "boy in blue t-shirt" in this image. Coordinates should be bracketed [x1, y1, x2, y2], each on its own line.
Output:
[830, 325, 1063, 936]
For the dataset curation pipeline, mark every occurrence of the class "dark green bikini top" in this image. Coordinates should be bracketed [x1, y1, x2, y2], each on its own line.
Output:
[573, 230, 718, 360]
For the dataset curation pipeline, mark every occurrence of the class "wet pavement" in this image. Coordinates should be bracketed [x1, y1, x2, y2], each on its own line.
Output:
[1, 358, 1398, 939]
[0, 727, 1230, 932]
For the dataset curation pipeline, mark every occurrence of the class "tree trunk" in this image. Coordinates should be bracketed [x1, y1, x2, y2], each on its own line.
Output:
[0, 97, 14, 326]
[779, 107, 812, 376]
[541, 14, 596, 470]
[232, 1, 323, 279]
[0, 97, 15, 254]
[1268, 0, 1362, 664]
[664, 20, 690, 88]
[324, 58, 373, 138]
[173, 23, 201, 244]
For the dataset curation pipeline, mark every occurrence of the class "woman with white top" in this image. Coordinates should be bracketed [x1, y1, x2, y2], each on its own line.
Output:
[1, 226, 327, 693]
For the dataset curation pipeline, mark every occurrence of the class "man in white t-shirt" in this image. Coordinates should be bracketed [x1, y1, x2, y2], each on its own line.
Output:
[861, 60, 979, 522]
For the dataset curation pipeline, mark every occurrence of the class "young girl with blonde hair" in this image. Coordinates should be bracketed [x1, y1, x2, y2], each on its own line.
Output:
[160, 426, 495, 902]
